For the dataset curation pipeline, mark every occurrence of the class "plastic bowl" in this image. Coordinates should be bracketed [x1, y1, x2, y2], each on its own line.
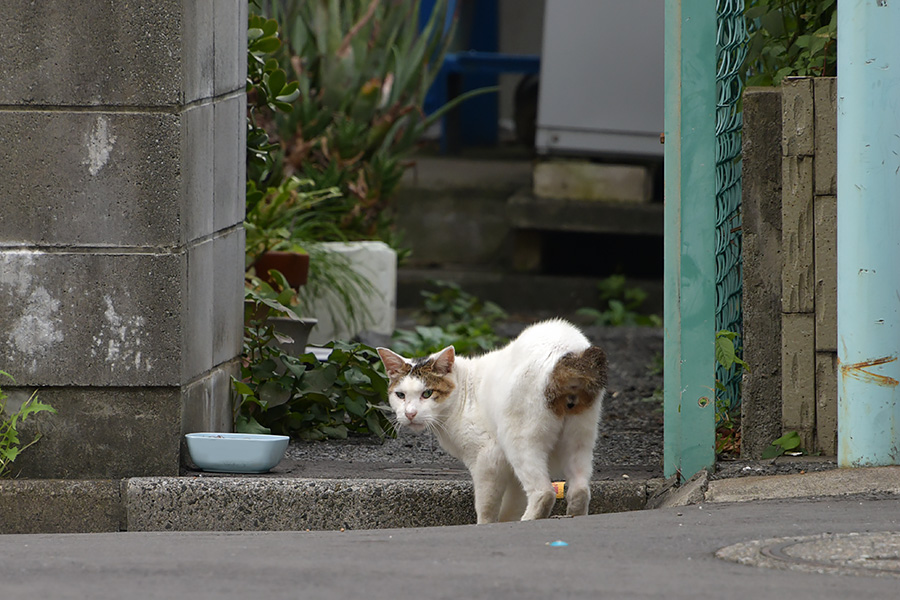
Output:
[185, 432, 289, 474]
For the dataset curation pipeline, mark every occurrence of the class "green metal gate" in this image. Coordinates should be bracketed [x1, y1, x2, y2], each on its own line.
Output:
[714, 0, 747, 420]
[664, 0, 746, 481]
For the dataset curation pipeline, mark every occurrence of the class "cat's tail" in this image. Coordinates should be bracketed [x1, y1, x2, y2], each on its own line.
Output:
[546, 346, 608, 417]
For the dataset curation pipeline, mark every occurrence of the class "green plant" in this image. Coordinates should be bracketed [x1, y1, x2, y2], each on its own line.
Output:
[715, 330, 749, 374]
[762, 430, 806, 459]
[245, 176, 343, 268]
[391, 281, 508, 357]
[641, 387, 664, 415]
[235, 289, 391, 439]
[744, 0, 837, 86]
[577, 275, 662, 327]
[246, 11, 377, 330]
[714, 330, 749, 457]
[255, 0, 493, 243]
[0, 371, 56, 478]
[247, 9, 300, 189]
[647, 352, 664, 377]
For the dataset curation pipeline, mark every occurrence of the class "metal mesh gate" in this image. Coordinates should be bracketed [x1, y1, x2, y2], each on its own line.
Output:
[714, 0, 747, 416]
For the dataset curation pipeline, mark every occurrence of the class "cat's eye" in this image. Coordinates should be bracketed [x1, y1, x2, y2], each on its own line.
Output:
[395, 391, 405, 399]
[422, 389, 434, 399]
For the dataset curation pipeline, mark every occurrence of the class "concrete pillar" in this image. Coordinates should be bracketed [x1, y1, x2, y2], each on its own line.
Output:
[0, 1, 246, 478]
[740, 87, 783, 459]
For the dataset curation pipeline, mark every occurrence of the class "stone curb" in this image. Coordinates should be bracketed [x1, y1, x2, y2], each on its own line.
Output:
[0, 476, 656, 534]
[647, 465, 900, 508]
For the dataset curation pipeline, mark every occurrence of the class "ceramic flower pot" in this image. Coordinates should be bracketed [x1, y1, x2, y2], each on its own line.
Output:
[269, 317, 318, 356]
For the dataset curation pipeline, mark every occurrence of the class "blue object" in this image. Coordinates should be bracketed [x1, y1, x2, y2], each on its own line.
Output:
[185, 432, 290, 474]
[421, 0, 541, 151]
[836, 0, 900, 467]
[549, 541, 569, 547]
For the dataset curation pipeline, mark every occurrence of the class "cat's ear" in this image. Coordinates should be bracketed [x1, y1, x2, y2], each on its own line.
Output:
[377, 348, 411, 379]
[431, 346, 455, 375]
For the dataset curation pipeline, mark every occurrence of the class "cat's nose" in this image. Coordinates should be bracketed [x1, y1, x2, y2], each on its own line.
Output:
[405, 407, 418, 421]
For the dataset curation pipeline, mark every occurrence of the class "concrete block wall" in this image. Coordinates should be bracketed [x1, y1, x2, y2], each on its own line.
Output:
[0, 1, 246, 478]
[741, 77, 837, 458]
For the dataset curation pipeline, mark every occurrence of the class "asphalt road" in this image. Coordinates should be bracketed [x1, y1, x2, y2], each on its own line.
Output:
[1, 495, 898, 599]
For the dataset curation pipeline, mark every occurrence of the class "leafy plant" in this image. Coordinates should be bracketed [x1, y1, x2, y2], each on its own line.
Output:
[577, 275, 662, 327]
[245, 176, 342, 268]
[715, 330, 750, 374]
[245, 11, 376, 331]
[0, 371, 56, 478]
[247, 10, 300, 188]
[641, 387, 664, 415]
[761, 430, 806, 459]
[235, 289, 391, 440]
[744, 0, 837, 86]
[714, 330, 749, 457]
[391, 281, 509, 357]
[253, 0, 494, 243]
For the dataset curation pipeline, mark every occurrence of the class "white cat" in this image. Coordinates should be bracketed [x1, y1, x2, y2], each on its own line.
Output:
[377, 319, 607, 523]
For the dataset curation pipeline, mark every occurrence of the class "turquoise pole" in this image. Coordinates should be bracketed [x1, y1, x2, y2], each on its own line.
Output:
[663, 0, 717, 481]
[837, 0, 900, 467]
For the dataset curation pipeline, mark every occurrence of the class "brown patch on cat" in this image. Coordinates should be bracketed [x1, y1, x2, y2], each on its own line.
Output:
[546, 346, 608, 417]
[409, 358, 456, 402]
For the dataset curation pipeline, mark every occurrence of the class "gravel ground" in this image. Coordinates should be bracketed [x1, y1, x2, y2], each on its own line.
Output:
[284, 313, 665, 480]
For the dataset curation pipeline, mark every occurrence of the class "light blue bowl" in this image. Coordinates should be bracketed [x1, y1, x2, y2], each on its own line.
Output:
[185, 432, 290, 474]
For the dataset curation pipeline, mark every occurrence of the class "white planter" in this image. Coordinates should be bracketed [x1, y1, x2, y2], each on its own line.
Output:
[306, 241, 397, 344]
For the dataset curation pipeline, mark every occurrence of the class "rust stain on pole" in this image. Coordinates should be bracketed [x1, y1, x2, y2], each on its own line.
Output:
[839, 356, 900, 387]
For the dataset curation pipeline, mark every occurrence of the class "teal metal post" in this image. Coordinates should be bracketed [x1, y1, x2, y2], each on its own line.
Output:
[663, 0, 717, 481]
[837, 0, 900, 467]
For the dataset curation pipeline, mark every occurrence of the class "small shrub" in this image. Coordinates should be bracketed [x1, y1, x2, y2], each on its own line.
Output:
[235, 288, 392, 440]
[714, 330, 749, 457]
[577, 275, 661, 327]
[0, 371, 56, 479]
[744, 0, 837, 86]
[391, 281, 508, 357]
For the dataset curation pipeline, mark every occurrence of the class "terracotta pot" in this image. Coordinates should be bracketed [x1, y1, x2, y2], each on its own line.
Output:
[253, 251, 310, 288]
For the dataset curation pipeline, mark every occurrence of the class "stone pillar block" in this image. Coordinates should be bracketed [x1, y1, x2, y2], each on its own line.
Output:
[814, 195, 837, 352]
[816, 352, 838, 456]
[781, 77, 815, 157]
[740, 87, 784, 459]
[782, 155, 815, 313]
[0, 0, 246, 478]
[814, 78, 837, 196]
[782, 312, 816, 452]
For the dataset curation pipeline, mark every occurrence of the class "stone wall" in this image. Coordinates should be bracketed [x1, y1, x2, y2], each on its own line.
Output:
[741, 77, 837, 458]
[0, 1, 246, 478]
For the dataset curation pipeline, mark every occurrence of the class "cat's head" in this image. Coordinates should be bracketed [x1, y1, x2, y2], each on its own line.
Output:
[376, 346, 457, 433]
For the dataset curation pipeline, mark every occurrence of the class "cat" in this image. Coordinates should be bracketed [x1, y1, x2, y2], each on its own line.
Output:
[377, 319, 608, 524]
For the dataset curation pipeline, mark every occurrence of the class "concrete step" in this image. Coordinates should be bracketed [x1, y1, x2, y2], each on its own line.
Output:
[0, 476, 656, 534]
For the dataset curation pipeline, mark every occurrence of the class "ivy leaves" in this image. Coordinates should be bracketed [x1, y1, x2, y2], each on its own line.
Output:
[744, 0, 837, 86]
